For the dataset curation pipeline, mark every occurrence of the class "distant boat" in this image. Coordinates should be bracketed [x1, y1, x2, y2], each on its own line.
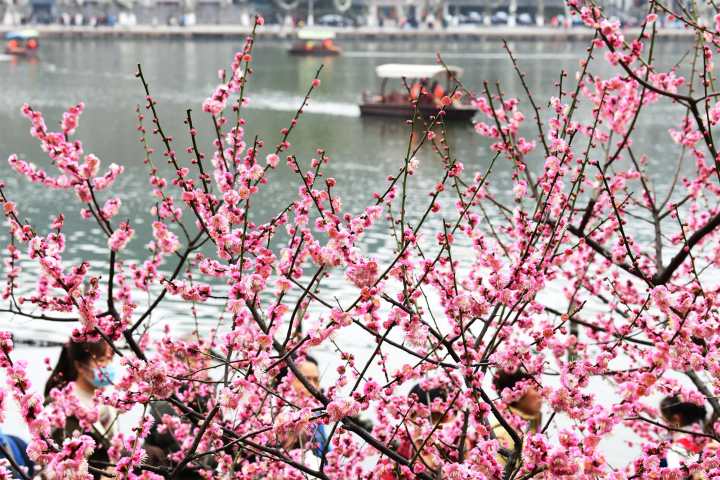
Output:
[288, 28, 341, 57]
[359, 63, 477, 121]
[5, 30, 39, 57]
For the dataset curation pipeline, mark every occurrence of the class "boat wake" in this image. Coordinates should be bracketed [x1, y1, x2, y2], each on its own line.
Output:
[249, 93, 360, 117]
[43, 62, 138, 80]
[143, 89, 362, 117]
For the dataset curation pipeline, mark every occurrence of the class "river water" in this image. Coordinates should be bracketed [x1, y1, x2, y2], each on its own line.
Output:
[0, 37, 697, 467]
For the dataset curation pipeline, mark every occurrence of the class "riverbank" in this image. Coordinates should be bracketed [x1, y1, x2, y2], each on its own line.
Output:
[0, 24, 696, 41]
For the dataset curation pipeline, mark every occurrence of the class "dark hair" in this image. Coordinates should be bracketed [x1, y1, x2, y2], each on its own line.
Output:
[144, 401, 213, 478]
[44, 340, 110, 398]
[409, 383, 447, 406]
[272, 355, 318, 389]
[493, 370, 534, 395]
[660, 396, 706, 427]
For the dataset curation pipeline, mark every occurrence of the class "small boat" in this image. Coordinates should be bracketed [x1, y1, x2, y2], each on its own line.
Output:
[359, 64, 477, 121]
[5, 30, 39, 57]
[288, 28, 341, 56]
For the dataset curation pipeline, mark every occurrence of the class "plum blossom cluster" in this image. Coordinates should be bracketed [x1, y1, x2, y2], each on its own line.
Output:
[2, 3, 720, 479]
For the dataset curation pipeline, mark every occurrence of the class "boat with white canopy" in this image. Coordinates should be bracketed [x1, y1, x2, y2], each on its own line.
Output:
[288, 28, 341, 56]
[5, 30, 39, 57]
[359, 63, 476, 121]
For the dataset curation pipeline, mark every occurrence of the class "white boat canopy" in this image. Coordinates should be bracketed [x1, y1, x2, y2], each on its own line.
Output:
[6, 29, 39, 40]
[297, 28, 337, 40]
[375, 64, 463, 79]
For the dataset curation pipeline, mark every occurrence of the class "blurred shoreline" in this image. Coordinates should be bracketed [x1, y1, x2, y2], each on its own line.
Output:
[0, 24, 695, 40]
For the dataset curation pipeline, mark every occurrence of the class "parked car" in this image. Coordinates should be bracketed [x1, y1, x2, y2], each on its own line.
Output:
[405, 17, 419, 28]
[491, 10, 508, 25]
[317, 14, 354, 28]
[455, 11, 483, 27]
[517, 12, 534, 25]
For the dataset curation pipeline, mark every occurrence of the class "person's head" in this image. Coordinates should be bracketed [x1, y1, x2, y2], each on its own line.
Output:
[409, 383, 451, 425]
[274, 355, 320, 399]
[44, 339, 114, 397]
[660, 396, 706, 428]
[291, 356, 319, 396]
[493, 369, 542, 416]
[171, 333, 208, 372]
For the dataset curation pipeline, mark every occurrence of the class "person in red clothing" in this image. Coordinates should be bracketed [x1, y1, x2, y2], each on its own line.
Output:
[380, 382, 468, 479]
[659, 395, 707, 470]
[398, 384, 452, 458]
[409, 82, 422, 101]
[430, 81, 445, 103]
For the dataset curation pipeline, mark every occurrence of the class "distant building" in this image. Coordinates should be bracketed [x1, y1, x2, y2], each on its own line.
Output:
[0, 0, 651, 27]
[30, 0, 54, 23]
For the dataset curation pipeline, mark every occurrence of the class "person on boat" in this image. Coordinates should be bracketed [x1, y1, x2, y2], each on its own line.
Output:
[384, 90, 405, 104]
[431, 81, 446, 103]
[410, 79, 432, 103]
[420, 82, 437, 106]
[491, 369, 543, 468]
[43, 338, 119, 479]
[409, 81, 423, 101]
[321, 38, 336, 52]
[659, 395, 707, 470]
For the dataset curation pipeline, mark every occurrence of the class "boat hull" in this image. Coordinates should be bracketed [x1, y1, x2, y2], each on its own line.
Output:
[4, 47, 36, 56]
[288, 47, 341, 56]
[359, 103, 476, 121]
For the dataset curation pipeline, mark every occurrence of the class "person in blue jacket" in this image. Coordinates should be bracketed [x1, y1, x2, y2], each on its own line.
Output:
[274, 355, 332, 458]
[0, 431, 34, 479]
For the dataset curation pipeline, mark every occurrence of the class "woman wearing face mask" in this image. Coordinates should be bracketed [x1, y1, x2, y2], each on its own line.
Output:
[43, 338, 118, 479]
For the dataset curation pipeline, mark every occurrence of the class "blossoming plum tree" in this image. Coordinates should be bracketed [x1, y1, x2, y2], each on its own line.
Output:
[2, 1, 720, 478]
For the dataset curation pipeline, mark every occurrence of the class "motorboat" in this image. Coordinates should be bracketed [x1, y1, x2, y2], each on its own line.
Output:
[359, 64, 477, 121]
[5, 30, 39, 57]
[288, 28, 341, 56]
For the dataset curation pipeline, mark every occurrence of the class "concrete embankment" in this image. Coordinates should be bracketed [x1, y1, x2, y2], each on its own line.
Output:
[0, 24, 696, 41]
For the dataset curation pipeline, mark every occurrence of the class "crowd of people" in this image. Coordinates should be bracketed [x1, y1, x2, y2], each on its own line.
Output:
[0, 338, 207, 479]
[0, 336, 715, 478]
